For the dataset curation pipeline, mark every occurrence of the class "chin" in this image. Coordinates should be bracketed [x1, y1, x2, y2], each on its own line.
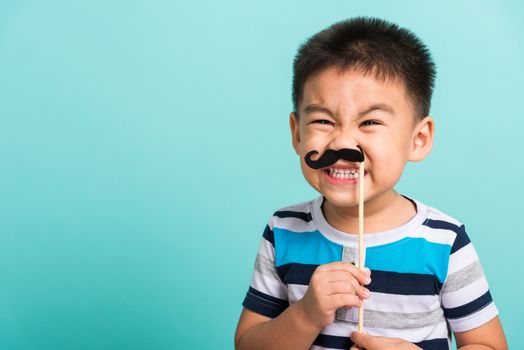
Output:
[321, 191, 360, 208]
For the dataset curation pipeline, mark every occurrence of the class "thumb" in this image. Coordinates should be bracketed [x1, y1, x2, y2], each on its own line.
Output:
[350, 331, 376, 349]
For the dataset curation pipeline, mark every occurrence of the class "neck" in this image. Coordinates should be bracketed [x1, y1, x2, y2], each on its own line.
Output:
[322, 190, 416, 234]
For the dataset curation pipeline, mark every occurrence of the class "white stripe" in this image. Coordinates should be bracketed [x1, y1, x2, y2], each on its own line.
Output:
[250, 238, 288, 300]
[275, 200, 311, 213]
[285, 201, 312, 211]
[288, 286, 446, 330]
[448, 302, 498, 332]
[251, 271, 288, 300]
[365, 292, 440, 313]
[287, 288, 442, 316]
[322, 320, 449, 343]
[310, 346, 338, 350]
[272, 215, 317, 233]
[441, 276, 489, 308]
[287, 284, 308, 304]
[257, 238, 275, 260]
[408, 225, 457, 245]
[426, 207, 463, 227]
[447, 243, 478, 275]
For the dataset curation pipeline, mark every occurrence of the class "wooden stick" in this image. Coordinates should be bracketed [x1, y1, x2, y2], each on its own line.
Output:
[358, 160, 365, 333]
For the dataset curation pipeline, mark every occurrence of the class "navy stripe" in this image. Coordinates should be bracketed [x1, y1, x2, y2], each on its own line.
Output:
[262, 225, 274, 246]
[313, 334, 353, 349]
[369, 269, 443, 295]
[414, 338, 449, 350]
[274, 210, 313, 222]
[277, 263, 442, 296]
[450, 225, 470, 254]
[276, 263, 317, 285]
[423, 219, 470, 254]
[242, 287, 289, 318]
[311, 334, 448, 350]
[444, 290, 493, 319]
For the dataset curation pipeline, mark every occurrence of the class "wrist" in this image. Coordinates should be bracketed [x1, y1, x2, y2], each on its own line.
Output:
[293, 300, 324, 334]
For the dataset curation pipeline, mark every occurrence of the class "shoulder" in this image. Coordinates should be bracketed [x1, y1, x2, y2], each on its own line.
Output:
[272, 198, 314, 217]
[262, 198, 318, 245]
[267, 198, 316, 227]
[423, 201, 463, 227]
[413, 198, 471, 253]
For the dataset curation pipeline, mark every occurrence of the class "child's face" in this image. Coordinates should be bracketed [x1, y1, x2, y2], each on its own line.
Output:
[290, 67, 433, 209]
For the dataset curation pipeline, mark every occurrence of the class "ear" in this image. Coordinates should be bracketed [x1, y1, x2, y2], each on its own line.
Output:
[408, 116, 434, 162]
[290, 112, 301, 155]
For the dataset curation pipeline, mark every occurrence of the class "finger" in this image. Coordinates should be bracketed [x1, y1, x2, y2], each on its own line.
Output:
[327, 281, 355, 295]
[329, 293, 363, 309]
[321, 270, 371, 300]
[322, 263, 372, 285]
[358, 286, 371, 300]
[350, 332, 385, 350]
[347, 275, 371, 299]
[324, 270, 359, 283]
[325, 280, 370, 303]
[322, 261, 362, 272]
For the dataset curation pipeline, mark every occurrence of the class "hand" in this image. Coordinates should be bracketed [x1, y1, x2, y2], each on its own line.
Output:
[350, 332, 422, 350]
[297, 261, 371, 330]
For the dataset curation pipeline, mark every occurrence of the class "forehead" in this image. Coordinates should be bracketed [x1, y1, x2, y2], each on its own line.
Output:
[300, 67, 415, 117]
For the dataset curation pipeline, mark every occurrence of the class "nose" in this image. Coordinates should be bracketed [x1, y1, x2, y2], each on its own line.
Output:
[328, 126, 359, 151]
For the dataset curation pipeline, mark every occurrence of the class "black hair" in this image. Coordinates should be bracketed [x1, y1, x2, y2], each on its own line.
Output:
[292, 17, 436, 119]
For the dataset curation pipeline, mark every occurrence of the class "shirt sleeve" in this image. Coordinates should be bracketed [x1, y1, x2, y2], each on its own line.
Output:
[441, 225, 499, 332]
[242, 218, 289, 318]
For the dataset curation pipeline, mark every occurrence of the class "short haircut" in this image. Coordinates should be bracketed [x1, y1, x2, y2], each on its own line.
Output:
[292, 17, 436, 119]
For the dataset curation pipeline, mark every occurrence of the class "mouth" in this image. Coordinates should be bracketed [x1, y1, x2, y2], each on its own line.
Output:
[322, 166, 367, 184]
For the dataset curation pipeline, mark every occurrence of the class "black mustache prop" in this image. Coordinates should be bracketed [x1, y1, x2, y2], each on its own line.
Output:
[304, 146, 365, 169]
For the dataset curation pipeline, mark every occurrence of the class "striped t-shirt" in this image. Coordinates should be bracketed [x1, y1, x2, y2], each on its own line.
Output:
[242, 195, 498, 350]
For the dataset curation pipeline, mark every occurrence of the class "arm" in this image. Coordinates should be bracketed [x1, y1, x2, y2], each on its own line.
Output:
[455, 316, 507, 350]
[234, 305, 320, 350]
[235, 262, 371, 350]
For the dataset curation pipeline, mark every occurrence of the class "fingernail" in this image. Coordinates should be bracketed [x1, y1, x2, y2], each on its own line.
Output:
[363, 267, 371, 275]
[362, 288, 370, 298]
[364, 276, 371, 284]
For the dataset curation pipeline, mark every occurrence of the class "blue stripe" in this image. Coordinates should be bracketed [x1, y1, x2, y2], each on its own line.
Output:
[262, 225, 274, 246]
[274, 210, 312, 222]
[273, 228, 342, 267]
[423, 219, 470, 254]
[444, 290, 493, 319]
[276, 263, 442, 295]
[366, 237, 451, 283]
[242, 287, 289, 318]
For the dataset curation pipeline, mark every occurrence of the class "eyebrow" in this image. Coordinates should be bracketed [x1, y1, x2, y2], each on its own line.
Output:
[302, 103, 395, 118]
[358, 103, 395, 117]
[303, 104, 335, 117]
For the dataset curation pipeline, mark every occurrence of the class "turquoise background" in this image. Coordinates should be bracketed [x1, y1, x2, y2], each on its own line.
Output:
[1, 0, 522, 349]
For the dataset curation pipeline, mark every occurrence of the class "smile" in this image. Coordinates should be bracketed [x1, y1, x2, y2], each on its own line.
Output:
[327, 167, 359, 179]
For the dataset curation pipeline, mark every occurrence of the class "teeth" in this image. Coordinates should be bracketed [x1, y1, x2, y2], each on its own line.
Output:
[328, 168, 360, 179]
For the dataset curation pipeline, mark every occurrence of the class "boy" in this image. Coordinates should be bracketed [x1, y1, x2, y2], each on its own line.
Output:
[234, 17, 507, 349]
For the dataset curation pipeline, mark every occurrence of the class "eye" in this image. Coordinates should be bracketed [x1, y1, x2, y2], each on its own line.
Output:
[311, 119, 334, 126]
[360, 119, 380, 127]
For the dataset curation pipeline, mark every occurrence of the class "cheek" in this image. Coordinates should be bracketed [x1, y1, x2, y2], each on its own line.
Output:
[300, 130, 331, 151]
[365, 139, 407, 174]
[299, 160, 321, 189]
